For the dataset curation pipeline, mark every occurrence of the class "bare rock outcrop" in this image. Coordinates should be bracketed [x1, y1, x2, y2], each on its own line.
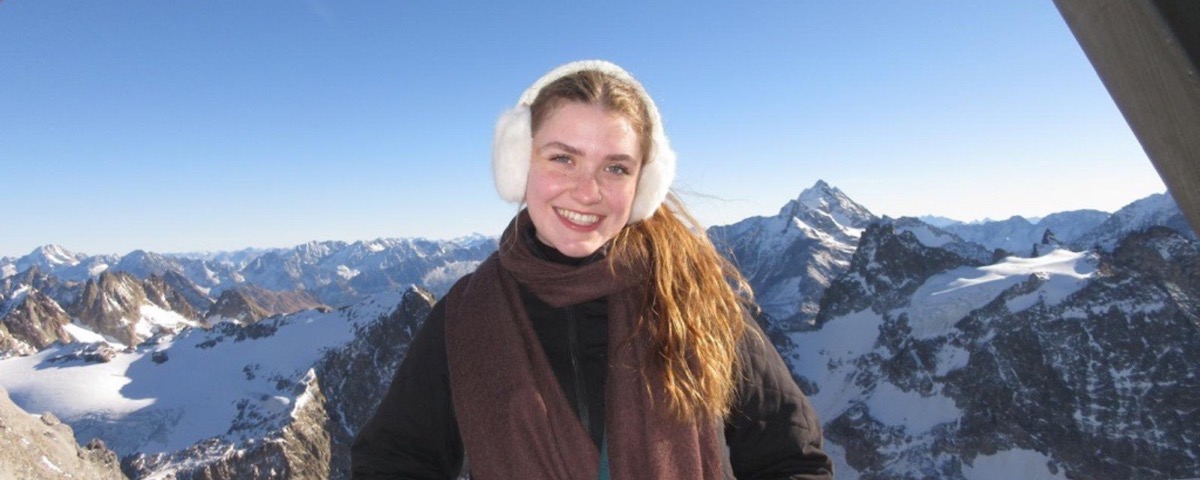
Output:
[1, 289, 73, 357]
[206, 284, 329, 325]
[0, 386, 126, 479]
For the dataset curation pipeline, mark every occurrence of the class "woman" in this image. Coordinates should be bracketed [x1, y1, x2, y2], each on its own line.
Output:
[352, 60, 833, 479]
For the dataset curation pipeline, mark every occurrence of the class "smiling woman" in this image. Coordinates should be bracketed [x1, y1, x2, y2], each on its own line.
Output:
[351, 60, 833, 479]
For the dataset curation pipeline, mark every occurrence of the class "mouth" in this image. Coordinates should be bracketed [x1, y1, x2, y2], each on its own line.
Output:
[554, 207, 602, 226]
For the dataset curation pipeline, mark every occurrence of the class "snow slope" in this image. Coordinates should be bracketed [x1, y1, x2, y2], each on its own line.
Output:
[0, 290, 406, 456]
[788, 246, 1103, 477]
[905, 249, 1098, 339]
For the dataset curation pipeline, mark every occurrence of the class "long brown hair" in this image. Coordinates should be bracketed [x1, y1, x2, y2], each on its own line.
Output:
[530, 70, 753, 423]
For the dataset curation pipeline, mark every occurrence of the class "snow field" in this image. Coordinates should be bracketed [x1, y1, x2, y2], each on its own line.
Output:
[0, 291, 404, 455]
[906, 249, 1097, 339]
[961, 449, 1067, 480]
[789, 248, 1102, 464]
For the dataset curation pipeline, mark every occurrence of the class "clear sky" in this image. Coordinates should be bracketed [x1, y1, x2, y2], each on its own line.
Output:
[0, 1, 1167, 258]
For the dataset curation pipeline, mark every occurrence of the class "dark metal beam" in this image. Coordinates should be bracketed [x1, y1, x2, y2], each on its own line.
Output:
[1054, 0, 1200, 236]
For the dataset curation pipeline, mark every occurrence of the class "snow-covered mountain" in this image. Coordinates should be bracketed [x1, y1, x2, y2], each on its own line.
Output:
[704, 185, 1197, 477]
[940, 209, 1109, 255]
[0, 245, 115, 282]
[1072, 192, 1196, 250]
[1, 265, 83, 311]
[110, 249, 238, 295]
[917, 215, 960, 228]
[0, 235, 496, 363]
[164, 247, 271, 268]
[0, 288, 74, 357]
[2, 235, 498, 309]
[785, 218, 1199, 478]
[0, 287, 433, 479]
[2, 183, 1198, 479]
[159, 269, 215, 314]
[71, 271, 202, 347]
[708, 180, 877, 330]
[10, 245, 84, 272]
[888, 216, 993, 264]
[237, 237, 495, 306]
[787, 223, 1200, 477]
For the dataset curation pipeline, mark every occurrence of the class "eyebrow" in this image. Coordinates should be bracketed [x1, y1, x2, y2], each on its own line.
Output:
[538, 141, 637, 163]
[539, 141, 583, 156]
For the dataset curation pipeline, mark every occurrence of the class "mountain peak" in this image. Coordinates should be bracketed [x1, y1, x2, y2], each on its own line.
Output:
[796, 180, 837, 208]
[780, 180, 876, 228]
[25, 245, 81, 268]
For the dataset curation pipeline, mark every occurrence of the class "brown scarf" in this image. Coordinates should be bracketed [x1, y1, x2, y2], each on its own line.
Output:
[444, 211, 723, 479]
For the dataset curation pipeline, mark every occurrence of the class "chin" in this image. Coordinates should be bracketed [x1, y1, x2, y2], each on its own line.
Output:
[549, 238, 606, 258]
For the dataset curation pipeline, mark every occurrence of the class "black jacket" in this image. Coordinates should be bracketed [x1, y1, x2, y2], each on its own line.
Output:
[353, 247, 833, 479]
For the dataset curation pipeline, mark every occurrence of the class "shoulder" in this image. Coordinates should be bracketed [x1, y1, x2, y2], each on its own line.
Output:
[726, 315, 833, 478]
[442, 253, 502, 304]
[396, 259, 490, 375]
[734, 315, 793, 396]
[399, 295, 450, 376]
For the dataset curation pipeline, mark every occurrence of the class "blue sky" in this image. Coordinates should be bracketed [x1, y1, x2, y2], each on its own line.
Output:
[0, 1, 1166, 257]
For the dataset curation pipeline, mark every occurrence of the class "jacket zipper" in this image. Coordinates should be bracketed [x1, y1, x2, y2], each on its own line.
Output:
[565, 306, 591, 438]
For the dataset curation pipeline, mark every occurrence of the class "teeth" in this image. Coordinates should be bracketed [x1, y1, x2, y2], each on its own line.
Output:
[555, 208, 599, 225]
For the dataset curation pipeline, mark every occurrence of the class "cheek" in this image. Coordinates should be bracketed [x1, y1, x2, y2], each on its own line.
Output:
[605, 181, 639, 213]
[525, 169, 561, 201]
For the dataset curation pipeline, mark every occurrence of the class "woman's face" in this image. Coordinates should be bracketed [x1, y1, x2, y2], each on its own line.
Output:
[526, 101, 642, 258]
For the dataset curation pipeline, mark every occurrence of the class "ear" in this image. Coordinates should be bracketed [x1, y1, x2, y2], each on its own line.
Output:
[628, 131, 676, 223]
[492, 106, 532, 204]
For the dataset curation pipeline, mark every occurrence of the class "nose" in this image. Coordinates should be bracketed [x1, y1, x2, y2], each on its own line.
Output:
[570, 172, 602, 205]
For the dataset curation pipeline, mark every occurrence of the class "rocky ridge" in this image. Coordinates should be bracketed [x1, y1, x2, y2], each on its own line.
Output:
[0, 385, 125, 480]
[72, 271, 201, 346]
[1073, 192, 1197, 250]
[786, 217, 1200, 478]
[0, 289, 73, 356]
[206, 284, 329, 325]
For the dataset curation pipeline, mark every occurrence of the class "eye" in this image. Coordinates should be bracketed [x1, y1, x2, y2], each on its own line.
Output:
[605, 163, 631, 176]
[549, 154, 572, 164]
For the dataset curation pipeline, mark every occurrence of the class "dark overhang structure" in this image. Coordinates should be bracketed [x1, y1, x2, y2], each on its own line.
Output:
[1054, 0, 1200, 236]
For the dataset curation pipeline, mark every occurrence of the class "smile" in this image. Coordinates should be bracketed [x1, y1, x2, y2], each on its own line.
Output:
[554, 207, 600, 226]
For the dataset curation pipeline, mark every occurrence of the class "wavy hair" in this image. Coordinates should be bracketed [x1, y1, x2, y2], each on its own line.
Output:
[530, 70, 753, 423]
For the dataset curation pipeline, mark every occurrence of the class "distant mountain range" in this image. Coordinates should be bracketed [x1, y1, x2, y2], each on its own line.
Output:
[0, 235, 495, 355]
[2, 235, 495, 302]
[0, 181, 1196, 479]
